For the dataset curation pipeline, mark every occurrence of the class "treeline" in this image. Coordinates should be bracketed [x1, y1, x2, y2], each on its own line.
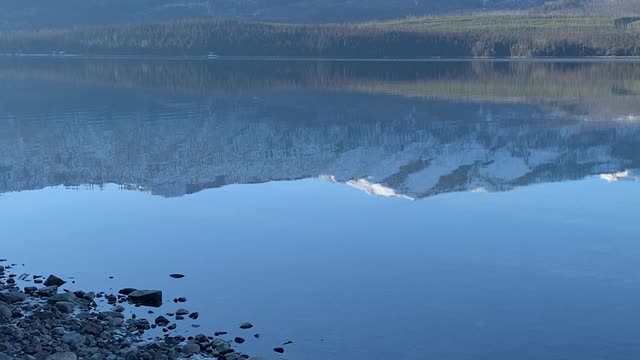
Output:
[0, 16, 639, 57]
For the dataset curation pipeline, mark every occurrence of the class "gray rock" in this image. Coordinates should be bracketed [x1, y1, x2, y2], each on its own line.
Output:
[97, 311, 124, 320]
[175, 309, 189, 316]
[46, 352, 77, 360]
[47, 292, 78, 304]
[55, 301, 75, 314]
[61, 332, 86, 346]
[0, 302, 11, 323]
[43, 275, 66, 287]
[127, 290, 162, 307]
[181, 344, 200, 355]
[82, 322, 103, 336]
[239, 322, 253, 329]
[0, 291, 27, 303]
[36, 286, 58, 297]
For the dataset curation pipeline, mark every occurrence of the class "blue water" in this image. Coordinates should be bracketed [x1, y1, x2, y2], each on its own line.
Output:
[2, 58, 640, 359]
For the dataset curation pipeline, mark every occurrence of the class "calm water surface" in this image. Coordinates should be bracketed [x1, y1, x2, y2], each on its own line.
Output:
[1, 58, 640, 359]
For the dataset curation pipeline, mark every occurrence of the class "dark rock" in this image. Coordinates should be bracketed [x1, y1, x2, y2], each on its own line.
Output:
[189, 312, 199, 320]
[118, 288, 137, 296]
[234, 337, 245, 344]
[36, 286, 58, 297]
[169, 274, 185, 279]
[43, 275, 66, 287]
[283, 340, 294, 345]
[274, 347, 285, 354]
[82, 322, 103, 336]
[154, 316, 170, 327]
[239, 322, 253, 329]
[176, 309, 189, 316]
[47, 292, 82, 305]
[55, 301, 75, 314]
[24, 286, 38, 295]
[127, 290, 162, 307]
[215, 331, 228, 336]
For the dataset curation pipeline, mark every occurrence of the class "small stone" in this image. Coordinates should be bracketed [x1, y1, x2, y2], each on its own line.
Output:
[155, 316, 170, 327]
[43, 275, 66, 287]
[176, 309, 189, 316]
[239, 322, 253, 329]
[169, 274, 185, 279]
[273, 347, 285, 354]
[189, 312, 199, 319]
[234, 337, 245, 344]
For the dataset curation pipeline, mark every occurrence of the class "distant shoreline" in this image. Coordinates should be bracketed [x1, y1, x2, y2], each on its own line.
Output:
[4, 53, 640, 63]
[1, 15, 640, 59]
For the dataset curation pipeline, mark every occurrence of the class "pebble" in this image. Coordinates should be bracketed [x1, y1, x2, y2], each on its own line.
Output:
[239, 322, 253, 329]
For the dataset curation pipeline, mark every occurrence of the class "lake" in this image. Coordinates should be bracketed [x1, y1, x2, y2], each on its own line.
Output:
[1, 58, 640, 360]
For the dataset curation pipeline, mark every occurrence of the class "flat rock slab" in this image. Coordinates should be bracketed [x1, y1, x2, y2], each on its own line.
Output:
[128, 290, 163, 307]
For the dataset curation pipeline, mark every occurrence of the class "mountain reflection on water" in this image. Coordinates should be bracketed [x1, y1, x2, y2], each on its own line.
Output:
[1, 58, 639, 199]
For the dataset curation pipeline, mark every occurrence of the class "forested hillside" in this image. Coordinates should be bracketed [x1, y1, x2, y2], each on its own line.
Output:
[0, 0, 550, 29]
[1, 15, 639, 58]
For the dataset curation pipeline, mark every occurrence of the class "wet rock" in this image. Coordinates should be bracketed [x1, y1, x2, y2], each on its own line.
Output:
[273, 347, 285, 354]
[127, 290, 162, 307]
[169, 274, 185, 279]
[36, 286, 58, 297]
[154, 316, 170, 327]
[175, 309, 189, 316]
[118, 288, 137, 296]
[188, 312, 199, 320]
[24, 287, 38, 295]
[43, 275, 66, 287]
[239, 322, 253, 329]
[234, 337, 245, 344]
[47, 292, 82, 305]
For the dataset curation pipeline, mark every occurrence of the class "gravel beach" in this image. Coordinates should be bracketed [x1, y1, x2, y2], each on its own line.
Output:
[0, 260, 270, 360]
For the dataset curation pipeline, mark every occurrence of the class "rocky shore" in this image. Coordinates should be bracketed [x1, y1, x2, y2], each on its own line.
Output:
[0, 260, 279, 360]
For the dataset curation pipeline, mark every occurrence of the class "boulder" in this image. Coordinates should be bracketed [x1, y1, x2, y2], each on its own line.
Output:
[0, 291, 26, 303]
[55, 301, 75, 314]
[128, 290, 162, 307]
[43, 275, 66, 287]
[36, 286, 58, 297]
